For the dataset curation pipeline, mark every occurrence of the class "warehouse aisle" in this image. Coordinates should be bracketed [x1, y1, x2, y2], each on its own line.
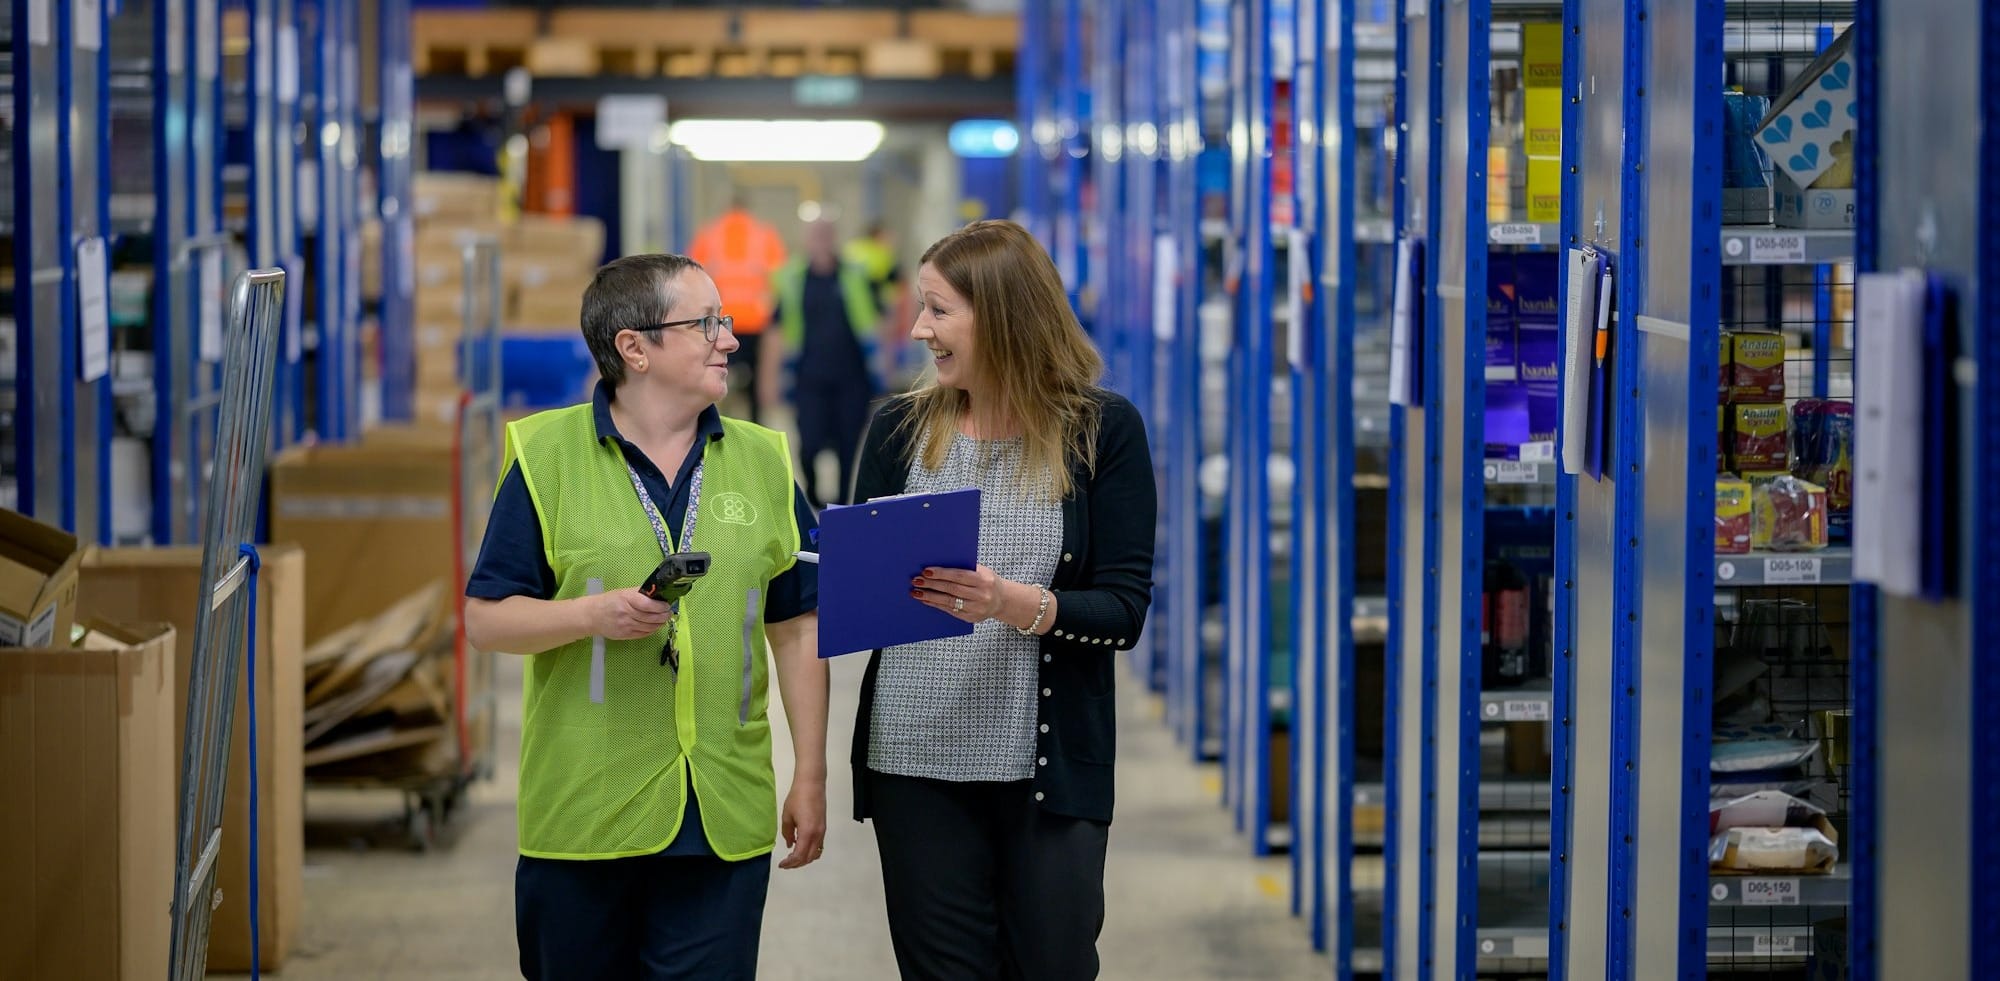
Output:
[262, 651, 1329, 980]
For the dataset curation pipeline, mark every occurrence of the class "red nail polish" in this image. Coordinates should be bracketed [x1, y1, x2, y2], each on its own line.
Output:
[912, 577, 924, 587]
[909, 589, 924, 599]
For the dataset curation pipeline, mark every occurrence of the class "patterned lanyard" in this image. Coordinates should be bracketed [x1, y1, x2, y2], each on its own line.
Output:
[624, 457, 705, 616]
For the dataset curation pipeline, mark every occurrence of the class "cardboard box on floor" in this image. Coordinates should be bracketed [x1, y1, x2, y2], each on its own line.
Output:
[271, 435, 458, 645]
[76, 546, 307, 973]
[0, 621, 176, 980]
[0, 507, 83, 648]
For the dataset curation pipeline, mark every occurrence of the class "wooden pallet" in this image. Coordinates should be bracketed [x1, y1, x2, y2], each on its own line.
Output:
[412, 10, 540, 78]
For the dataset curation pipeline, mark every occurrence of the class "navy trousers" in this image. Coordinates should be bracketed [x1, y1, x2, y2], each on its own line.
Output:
[516, 848, 772, 980]
[794, 369, 874, 508]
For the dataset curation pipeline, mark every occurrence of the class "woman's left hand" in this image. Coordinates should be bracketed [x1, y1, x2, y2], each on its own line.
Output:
[912, 565, 1010, 623]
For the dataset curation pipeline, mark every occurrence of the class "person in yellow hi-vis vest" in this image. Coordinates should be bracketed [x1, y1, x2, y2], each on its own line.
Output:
[464, 253, 828, 981]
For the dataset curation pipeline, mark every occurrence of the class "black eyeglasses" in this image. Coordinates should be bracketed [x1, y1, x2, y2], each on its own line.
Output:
[637, 314, 735, 343]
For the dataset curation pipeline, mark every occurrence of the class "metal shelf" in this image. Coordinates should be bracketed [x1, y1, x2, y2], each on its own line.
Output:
[1488, 221, 1559, 247]
[1708, 866, 1850, 907]
[1720, 226, 1856, 266]
[413, 74, 1014, 119]
[1714, 547, 1853, 587]
[1481, 679, 1555, 723]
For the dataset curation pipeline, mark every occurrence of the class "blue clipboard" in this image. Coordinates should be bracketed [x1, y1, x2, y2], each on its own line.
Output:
[814, 488, 982, 657]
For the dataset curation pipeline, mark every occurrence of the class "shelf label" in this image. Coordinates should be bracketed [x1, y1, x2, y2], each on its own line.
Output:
[1519, 441, 1557, 464]
[1491, 223, 1543, 246]
[1740, 878, 1801, 906]
[1503, 698, 1552, 722]
[1749, 233, 1807, 265]
[1763, 556, 1823, 584]
[1488, 461, 1542, 485]
[1752, 935, 1801, 956]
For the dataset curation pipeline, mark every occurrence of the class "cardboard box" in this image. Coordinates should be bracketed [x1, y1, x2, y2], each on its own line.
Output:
[271, 440, 457, 644]
[1728, 331, 1787, 403]
[0, 507, 83, 648]
[1522, 22, 1563, 89]
[0, 621, 176, 980]
[1716, 476, 1753, 554]
[1524, 381, 1560, 445]
[1773, 171, 1856, 229]
[1524, 88, 1562, 158]
[1485, 253, 1517, 377]
[412, 172, 502, 224]
[76, 547, 306, 972]
[508, 215, 606, 267]
[1731, 403, 1790, 473]
[1753, 28, 1855, 192]
[1526, 157, 1561, 223]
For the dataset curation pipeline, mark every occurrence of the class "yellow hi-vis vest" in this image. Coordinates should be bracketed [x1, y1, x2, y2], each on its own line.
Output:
[774, 258, 880, 352]
[501, 404, 800, 860]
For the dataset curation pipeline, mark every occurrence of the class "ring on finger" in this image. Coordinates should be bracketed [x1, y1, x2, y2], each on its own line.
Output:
[954, 597, 965, 612]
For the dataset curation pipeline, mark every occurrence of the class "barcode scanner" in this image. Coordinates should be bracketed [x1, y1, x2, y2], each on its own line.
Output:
[641, 552, 711, 604]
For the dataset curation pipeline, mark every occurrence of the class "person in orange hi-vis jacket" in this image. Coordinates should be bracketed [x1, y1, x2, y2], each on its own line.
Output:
[687, 197, 789, 424]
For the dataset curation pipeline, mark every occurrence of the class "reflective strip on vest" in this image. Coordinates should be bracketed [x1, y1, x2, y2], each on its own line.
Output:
[501, 404, 800, 860]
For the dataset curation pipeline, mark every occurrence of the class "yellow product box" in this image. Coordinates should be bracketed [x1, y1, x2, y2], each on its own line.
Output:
[1525, 89, 1563, 158]
[1527, 157, 1561, 223]
[1730, 403, 1790, 473]
[1728, 331, 1786, 403]
[1523, 23, 1564, 89]
[1715, 476, 1753, 555]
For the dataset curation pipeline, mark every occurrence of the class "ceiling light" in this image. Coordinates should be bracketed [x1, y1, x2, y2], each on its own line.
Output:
[666, 119, 885, 162]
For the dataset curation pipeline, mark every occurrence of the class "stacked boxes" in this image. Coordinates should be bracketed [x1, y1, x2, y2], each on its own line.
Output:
[505, 214, 605, 332]
[1482, 252, 1561, 459]
[1754, 28, 1857, 229]
[1521, 23, 1563, 223]
[1723, 331, 1789, 475]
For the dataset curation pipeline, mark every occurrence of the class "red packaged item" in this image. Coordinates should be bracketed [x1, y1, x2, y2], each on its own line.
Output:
[1751, 475, 1828, 552]
[1731, 403, 1789, 473]
[1728, 332, 1786, 403]
[1716, 477, 1753, 554]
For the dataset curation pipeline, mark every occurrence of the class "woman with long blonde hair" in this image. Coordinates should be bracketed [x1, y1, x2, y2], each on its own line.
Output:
[847, 220, 1157, 980]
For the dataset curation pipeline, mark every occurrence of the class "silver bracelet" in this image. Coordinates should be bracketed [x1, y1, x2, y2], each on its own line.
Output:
[1018, 586, 1051, 637]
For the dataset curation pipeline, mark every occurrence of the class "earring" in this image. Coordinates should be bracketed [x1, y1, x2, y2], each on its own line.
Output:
[636, 360, 648, 371]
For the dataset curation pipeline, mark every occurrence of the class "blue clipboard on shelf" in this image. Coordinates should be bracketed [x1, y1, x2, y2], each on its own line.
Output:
[812, 488, 982, 657]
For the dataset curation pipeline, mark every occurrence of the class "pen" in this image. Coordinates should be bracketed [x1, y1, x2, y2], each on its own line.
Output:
[793, 551, 820, 564]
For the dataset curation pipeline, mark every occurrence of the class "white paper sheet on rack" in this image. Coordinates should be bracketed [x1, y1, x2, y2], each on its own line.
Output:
[1852, 270, 1925, 597]
[1559, 248, 1600, 476]
[1388, 238, 1416, 406]
[1285, 228, 1309, 370]
[77, 238, 110, 383]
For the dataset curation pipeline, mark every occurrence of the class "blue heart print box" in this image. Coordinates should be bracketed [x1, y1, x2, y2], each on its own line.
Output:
[1752, 26, 1855, 191]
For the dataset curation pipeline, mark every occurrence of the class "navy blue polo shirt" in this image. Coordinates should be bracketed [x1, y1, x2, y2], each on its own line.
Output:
[467, 381, 819, 858]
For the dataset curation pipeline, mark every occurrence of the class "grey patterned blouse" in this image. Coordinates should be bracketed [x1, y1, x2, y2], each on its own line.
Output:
[867, 429, 1064, 782]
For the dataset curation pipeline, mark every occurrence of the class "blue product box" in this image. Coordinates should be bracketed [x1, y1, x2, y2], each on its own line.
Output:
[1486, 253, 1518, 377]
[1485, 381, 1532, 458]
[1524, 381, 1561, 445]
[1513, 252, 1561, 387]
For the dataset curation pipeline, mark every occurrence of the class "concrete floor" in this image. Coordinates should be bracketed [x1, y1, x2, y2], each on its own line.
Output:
[254, 650, 1328, 980]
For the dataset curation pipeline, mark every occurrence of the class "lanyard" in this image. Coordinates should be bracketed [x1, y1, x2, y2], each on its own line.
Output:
[624, 458, 705, 615]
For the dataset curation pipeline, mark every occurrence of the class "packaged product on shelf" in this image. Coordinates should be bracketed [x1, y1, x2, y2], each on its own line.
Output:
[1790, 398, 1854, 542]
[1526, 158, 1561, 223]
[1750, 474, 1829, 552]
[1727, 331, 1786, 402]
[1484, 382, 1531, 459]
[1718, 331, 1733, 404]
[1716, 476, 1753, 555]
[1521, 22, 1563, 90]
[1722, 92, 1774, 223]
[1524, 88, 1562, 158]
[1708, 789, 1839, 874]
[1524, 382, 1560, 446]
[1730, 403, 1790, 473]
[1485, 253, 1517, 378]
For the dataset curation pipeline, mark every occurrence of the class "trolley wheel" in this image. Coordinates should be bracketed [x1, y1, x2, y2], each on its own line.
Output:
[404, 793, 437, 852]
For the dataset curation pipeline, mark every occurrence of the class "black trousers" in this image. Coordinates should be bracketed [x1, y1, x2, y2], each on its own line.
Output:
[515, 850, 771, 980]
[794, 369, 874, 508]
[734, 332, 767, 426]
[866, 769, 1110, 981]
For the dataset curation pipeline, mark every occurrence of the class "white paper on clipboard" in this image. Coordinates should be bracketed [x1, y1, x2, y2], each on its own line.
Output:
[1559, 248, 1600, 476]
[1388, 237, 1417, 406]
[1285, 228, 1309, 370]
[1851, 270, 1924, 596]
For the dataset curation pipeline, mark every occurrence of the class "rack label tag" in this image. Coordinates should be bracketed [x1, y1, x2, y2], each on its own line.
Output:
[77, 238, 111, 383]
[1487, 461, 1542, 484]
[1519, 441, 1557, 464]
[1503, 698, 1551, 722]
[1740, 878, 1801, 906]
[1749, 233, 1807, 265]
[1491, 223, 1543, 245]
[1762, 557, 1822, 584]
[1752, 935, 1801, 956]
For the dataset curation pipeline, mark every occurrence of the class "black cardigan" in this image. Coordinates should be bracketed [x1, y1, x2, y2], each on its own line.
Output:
[848, 389, 1158, 825]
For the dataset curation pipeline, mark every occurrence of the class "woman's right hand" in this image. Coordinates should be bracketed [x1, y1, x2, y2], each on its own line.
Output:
[586, 588, 676, 640]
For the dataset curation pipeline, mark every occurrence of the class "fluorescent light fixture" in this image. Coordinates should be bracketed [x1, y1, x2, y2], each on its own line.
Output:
[667, 119, 885, 162]
[948, 119, 1021, 158]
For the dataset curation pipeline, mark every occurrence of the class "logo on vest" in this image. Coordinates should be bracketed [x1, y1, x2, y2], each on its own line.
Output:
[713, 492, 758, 526]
